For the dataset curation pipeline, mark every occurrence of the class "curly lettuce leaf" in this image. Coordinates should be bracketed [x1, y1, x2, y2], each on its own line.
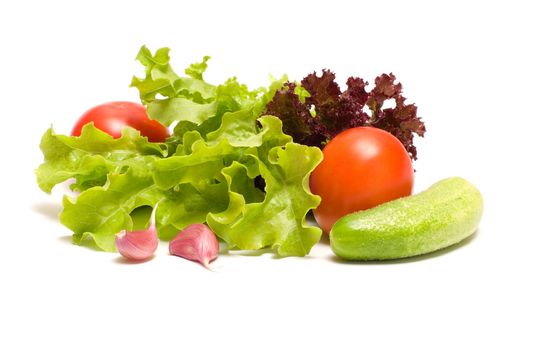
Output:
[60, 159, 163, 251]
[132, 46, 287, 128]
[153, 138, 240, 190]
[207, 143, 322, 256]
[131, 46, 216, 103]
[36, 124, 167, 193]
[150, 113, 321, 254]
[154, 181, 231, 241]
[37, 46, 323, 257]
[185, 55, 210, 80]
[146, 99, 218, 127]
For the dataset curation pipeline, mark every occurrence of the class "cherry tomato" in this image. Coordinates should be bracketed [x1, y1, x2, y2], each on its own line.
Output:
[310, 127, 414, 233]
[70, 101, 170, 142]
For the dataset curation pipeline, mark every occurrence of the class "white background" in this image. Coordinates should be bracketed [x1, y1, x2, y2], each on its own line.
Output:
[1, 1, 547, 349]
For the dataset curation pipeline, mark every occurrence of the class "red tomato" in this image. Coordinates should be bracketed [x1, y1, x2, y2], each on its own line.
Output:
[70, 101, 170, 142]
[310, 127, 414, 233]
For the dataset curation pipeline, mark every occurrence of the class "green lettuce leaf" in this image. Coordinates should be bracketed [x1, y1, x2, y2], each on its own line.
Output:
[146, 99, 217, 127]
[150, 113, 322, 255]
[207, 143, 322, 256]
[154, 181, 230, 241]
[60, 159, 163, 251]
[130, 46, 215, 103]
[37, 46, 324, 257]
[132, 45, 287, 128]
[36, 124, 167, 193]
[185, 55, 210, 80]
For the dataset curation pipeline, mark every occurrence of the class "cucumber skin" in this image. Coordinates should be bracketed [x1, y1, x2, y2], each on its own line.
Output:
[330, 177, 483, 260]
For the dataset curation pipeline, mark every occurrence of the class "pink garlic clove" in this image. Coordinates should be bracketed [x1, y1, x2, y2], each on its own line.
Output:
[169, 223, 219, 268]
[115, 206, 158, 261]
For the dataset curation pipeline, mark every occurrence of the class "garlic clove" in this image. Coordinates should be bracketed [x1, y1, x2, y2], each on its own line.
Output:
[115, 228, 158, 261]
[169, 223, 219, 268]
[115, 205, 158, 261]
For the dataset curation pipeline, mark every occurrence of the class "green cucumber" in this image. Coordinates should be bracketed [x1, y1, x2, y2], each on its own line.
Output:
[330, 177, 483, 260]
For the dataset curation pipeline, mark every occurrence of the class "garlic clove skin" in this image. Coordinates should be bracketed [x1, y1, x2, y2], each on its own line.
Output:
[115, 228, 158, 261]
[169, 224, 219, 268]
[115, 205, 159, 261]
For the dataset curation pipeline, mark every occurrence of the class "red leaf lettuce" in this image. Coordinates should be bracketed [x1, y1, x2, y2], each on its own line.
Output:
[264, 70, 425, 160]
